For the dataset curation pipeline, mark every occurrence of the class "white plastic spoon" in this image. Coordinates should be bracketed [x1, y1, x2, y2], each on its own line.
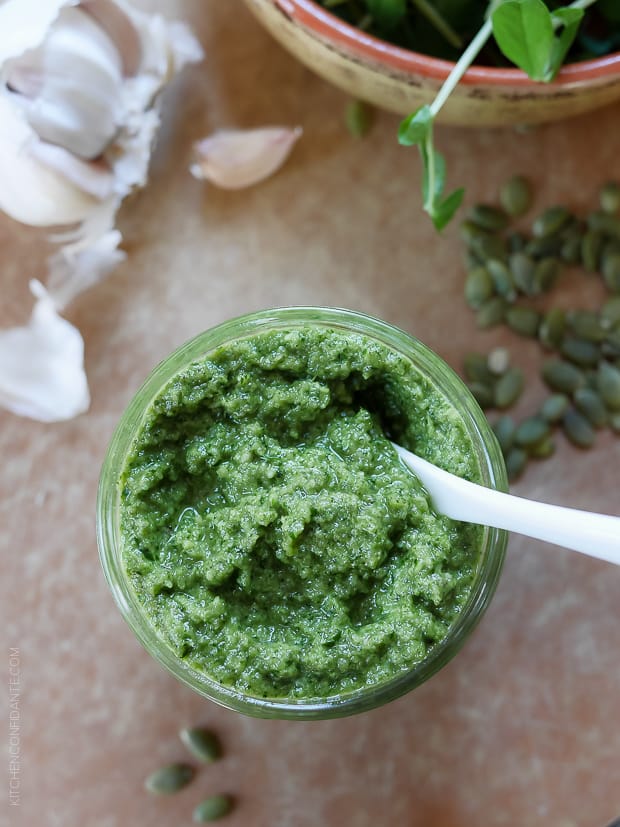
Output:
[393, 443, 620, 565]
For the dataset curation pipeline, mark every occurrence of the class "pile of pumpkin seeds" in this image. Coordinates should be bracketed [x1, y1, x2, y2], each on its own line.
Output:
[460, 177, 620, 480]
[144, 726, 234, 822]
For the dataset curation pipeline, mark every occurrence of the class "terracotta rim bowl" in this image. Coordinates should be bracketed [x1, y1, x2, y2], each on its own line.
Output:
[245, 0, 620, 125]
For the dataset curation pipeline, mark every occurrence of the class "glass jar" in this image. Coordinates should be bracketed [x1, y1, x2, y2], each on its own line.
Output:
[97, 307, 508, 719]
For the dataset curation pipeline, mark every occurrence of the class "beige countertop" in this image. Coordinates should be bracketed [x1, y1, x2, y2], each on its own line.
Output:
[1, 2, 619, 825]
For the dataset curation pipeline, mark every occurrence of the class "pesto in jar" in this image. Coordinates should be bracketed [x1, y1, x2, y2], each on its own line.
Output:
[120, 326, 484, 699]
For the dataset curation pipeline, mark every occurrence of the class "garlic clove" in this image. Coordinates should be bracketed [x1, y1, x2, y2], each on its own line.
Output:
[29, 140, 115, 200]
[0, 280, 90, 422]
[190, 127, 302, 190]
[47, 229, 125, 310]
[80, 0, 142, 76]
[0, 0, 67, 65]
[0, 95, 101, 226]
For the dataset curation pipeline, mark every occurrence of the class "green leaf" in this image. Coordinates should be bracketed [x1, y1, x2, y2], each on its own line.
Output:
[398, 105, 433, 147]
[545, 7, 584, 81]
[367, 0, 406, 28]
[432, 187, 465, 231]
[492, 0, 554, 81]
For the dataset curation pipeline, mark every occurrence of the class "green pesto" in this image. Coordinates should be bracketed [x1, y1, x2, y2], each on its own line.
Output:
[119, 327, 483, 699]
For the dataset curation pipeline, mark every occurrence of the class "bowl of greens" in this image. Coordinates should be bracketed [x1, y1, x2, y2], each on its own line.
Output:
[244, 0, 620, 127]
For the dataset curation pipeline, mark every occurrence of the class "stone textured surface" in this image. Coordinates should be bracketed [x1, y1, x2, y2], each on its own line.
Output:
[1, 2, 620, 826]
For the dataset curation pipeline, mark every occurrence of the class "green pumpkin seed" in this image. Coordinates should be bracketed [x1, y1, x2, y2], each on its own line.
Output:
[597, 361, 620, 409]
[538, 307, 566, 350]
[609, 411, 620, 432]
[472, 232, 508, 263]
[514, 416, 550, 447]
[527, 435, 556, 459]
[540, 393, 569, 423]
[494, 367, 524, 408]
[509, 252, 536, 295]
[601, 296, 620, 328]
[562, 408, 595, 448]
[469, 204, 510, 232]
[533, 257, 560, 294]
[464, 352, 494, 384]
[602, 328, 620, 357]
[464, 266, 495, 308]
[586, 210, 620, 238]
[542, 359, 585, 393]
[179, 727, 222, 763]
[581, 229, 604, 271]
[145, 763, 195, 795]
[193, 794, 234, 823]
[600, 181, 620, 214]
[463, 249, 483, 272]
[567, 310, 606, 342]
[505, 447, 527, 481]
[602, 252, 620, 292]
[468, 381, 494, 409]
[460, 220, 489, 246]
[487, 346, 510, 375]
[476, 296, 506, 329]
[560, 337, 600, 367]
[573, 388, 608, 428]
[560, 233, 583, 264]
[532, 206, 571, 238]
[506, 306, 541, 337]
[345, 100, 373, 137]
[508, 232, 526, 253]
[487, 259, 516, 301]
[500, 175, 532, 217]
[525, 234, 563, 259]
[492, 415, 516, 454]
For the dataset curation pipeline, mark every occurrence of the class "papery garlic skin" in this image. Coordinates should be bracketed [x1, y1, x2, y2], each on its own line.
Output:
[191, 127, 302, 190]
[0, 281, 90, 423]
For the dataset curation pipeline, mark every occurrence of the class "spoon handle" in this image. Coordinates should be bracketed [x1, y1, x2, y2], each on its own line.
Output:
[395, 446, 620, 565]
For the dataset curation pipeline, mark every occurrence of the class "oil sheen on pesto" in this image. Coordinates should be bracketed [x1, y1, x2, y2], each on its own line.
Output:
[120, 327, 483, 700]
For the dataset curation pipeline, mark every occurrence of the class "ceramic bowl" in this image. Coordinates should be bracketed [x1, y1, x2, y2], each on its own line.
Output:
[244, 0, 620, 126]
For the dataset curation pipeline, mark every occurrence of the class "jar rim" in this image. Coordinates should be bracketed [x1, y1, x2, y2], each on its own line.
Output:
[97, 307, 508, 719]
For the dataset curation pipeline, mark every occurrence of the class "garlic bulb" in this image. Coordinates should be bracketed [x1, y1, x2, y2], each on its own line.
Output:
[0, 0, 203, 421]
[191, 127, 303, 190]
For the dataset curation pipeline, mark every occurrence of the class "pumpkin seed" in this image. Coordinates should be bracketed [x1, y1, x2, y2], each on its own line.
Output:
[533, 257, 560, 294]
[463, 249, 483, 272]
[610, 411, 620, 432]
[472, 232, 508, 263]
[193, 794, 234, 823]
[487, 259, 516, 301]
[505, 447, 527, 481]
[514, 416, 550, 447]
[560, 233, 582, 264]
[488, 346, 510, 375]
[506, 306, 541, 337]
[573, 388, 608, 428]
[476, 296, 506, 328]
[567, 310, 605, 342]
[525, 234, 563, 259]
[494, 367, 524, 408]
[145, 763, 195, 795]
[600, 296, 620, 327]
[532, 206, 571, 238]
[560, 336, 600, 367]
[468, 381, 494, 409]
[527, 435, 555, 459]
[345, 100, 373, 137]
[469, 204, 510, 232]
[602, 252, 620, 292]
[600, 181, 620, 215]
[597, 361, 620, 409]
[464, 352, 494, 385]
[500, 175, 532, 217]
[538, 307, 566, 350]
[509, 252, 536, 295]
[492, 415, 515, 454]
[460, 220, 489, 246]
[586, 210, 620, 238]
[581, 229, 604, 271]
[602, 328, 620, 357]
[464, 266, 494, 308]
[540, 393, 569, 423]
[542, 359, 585, 393]
[562, 408, 595, 448]
[508, 232, 526, 253]
[179, 727, 222, 763]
